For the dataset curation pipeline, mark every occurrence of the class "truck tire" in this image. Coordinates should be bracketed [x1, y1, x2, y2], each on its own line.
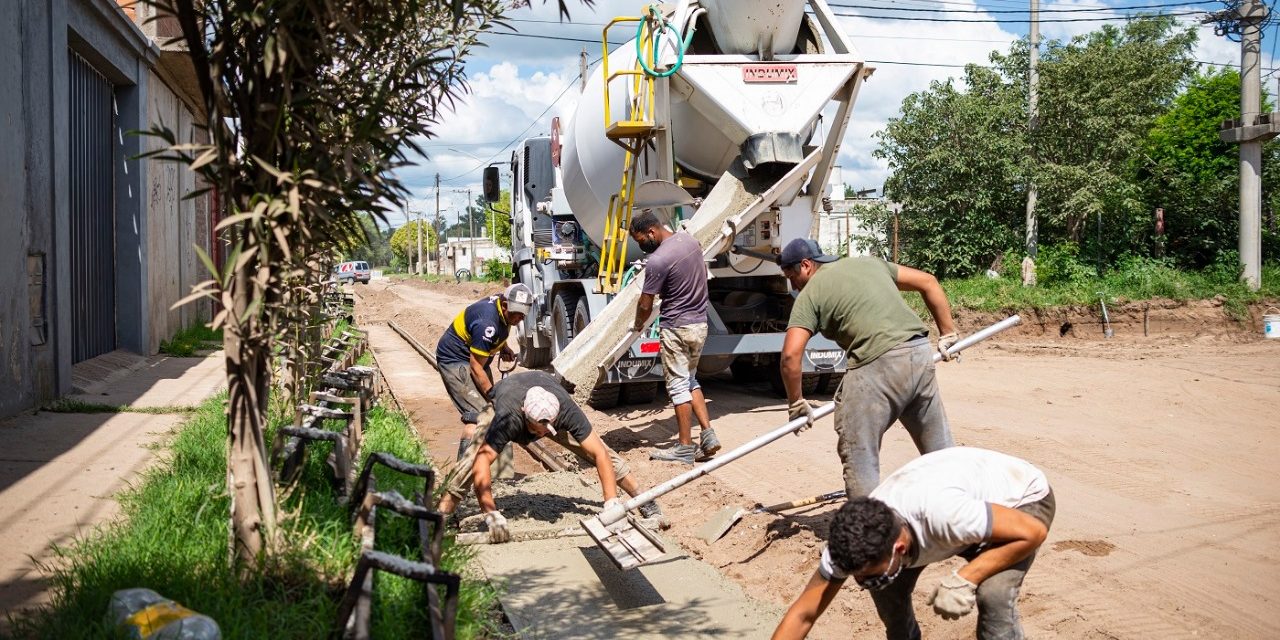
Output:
[587, 384, 621, 410]
[768, 369, 822, 398]
[518, 336, 551, 369]
[550, 289, 582, 358]
[619, 381, 660, 405]
[730, 358, 767, 384]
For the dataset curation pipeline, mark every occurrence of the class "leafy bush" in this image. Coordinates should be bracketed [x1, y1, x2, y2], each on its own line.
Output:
[480, 257, 512, 282]
[1035, 244, 1095, 287]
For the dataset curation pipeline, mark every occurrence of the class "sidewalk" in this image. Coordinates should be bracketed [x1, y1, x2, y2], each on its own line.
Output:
[0, 350, 225, 621]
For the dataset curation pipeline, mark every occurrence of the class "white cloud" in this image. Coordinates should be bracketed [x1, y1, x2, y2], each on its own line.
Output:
[388, 1, 1277, 223]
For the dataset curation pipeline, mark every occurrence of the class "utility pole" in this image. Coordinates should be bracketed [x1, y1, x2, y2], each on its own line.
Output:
[468, 189, 476, 275]
[1210, 0, 1277, 291]
[434, 173, 442, 275]
[580, 48, 589, 92]
[1024, 0, 1040, 269]
[415, 207, 422, 275]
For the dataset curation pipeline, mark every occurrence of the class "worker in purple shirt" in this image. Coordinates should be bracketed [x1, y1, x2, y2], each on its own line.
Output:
[629, 210, 721, 465]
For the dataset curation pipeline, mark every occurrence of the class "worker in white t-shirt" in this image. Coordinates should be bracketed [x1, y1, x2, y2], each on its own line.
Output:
[772, 447, 1056, 640]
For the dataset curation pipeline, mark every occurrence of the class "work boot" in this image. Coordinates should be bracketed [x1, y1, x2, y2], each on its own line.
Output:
[650, 443, 696, 465]
[697, 428, 722, 461]
[637, 501, 671, 530]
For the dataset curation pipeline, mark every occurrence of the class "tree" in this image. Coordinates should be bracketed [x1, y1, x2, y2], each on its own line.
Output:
[149, 0, 505, 568]
[875, 64, 1027, 277]
[390, 220, 438, 270]
[1142, 69, 1280, 267]
[346, 213, 394, 266]
[1028, 17, 1197, 262]
[875, 17, 1199, 276]
[480, 189, 513, 250]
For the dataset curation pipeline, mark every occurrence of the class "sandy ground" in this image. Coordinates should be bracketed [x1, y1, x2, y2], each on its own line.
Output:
[361, 278, 1280, 639]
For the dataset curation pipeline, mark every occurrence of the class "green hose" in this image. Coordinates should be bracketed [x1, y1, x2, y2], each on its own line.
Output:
[635, 6, 684, 78]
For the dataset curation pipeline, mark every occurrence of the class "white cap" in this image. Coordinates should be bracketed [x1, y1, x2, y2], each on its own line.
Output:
[522, 386, 559, 434]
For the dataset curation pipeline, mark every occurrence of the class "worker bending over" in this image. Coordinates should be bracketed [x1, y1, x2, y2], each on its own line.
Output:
[629, 210, 721, 465]
[773, 447, 1055, 640]
[435, 371, 666, 542]
[779, 239, 959, 497]
[435, 283, 534, 461]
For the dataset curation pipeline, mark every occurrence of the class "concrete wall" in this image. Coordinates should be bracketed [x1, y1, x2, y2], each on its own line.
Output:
[0, 0, 209, 418]
[144, 71, 212, 353]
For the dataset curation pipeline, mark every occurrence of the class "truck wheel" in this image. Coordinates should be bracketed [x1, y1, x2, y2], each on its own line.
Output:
[768, 370, 821, 398]
[730, 359, 767, 383]
[518, 336, 551, 368]
[619, 381, 660, 405]
[550, 289, 582, 358]
[587, 384, 621, 410]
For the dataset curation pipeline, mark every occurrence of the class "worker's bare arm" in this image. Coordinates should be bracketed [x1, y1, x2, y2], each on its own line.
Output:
[894, 265, 957, 336]
[472, 444, 501, 513]
[772, 570, 845, 640]
[577, 431, 619, 501]
[958, 504, 1049, 585]
[781, 327, 812, 404]
[469, 351, 494, 398]
[633, 292, 656, 332]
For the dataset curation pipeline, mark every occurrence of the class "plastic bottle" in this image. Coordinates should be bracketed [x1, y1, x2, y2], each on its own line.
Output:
[106, 588, 221, 640]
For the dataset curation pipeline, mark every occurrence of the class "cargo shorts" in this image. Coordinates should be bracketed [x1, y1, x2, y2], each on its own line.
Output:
[659, 323, 707, 406]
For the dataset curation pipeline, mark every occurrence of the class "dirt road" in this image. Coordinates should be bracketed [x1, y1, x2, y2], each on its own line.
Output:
[360, 277, 1280, 639]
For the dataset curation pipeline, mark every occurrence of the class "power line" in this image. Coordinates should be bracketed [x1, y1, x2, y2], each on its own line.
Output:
[829, 0, 1210, 13]
[829, 8, 1210, 22]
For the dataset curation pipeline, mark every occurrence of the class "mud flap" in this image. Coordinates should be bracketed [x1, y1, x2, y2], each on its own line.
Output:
[581, 514, 667, 571]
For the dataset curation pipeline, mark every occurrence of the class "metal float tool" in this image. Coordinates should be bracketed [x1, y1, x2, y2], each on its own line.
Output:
[584, 314, 1025, 569]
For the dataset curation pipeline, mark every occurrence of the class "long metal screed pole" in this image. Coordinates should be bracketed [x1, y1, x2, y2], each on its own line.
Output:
[605, 314, 1025, 524]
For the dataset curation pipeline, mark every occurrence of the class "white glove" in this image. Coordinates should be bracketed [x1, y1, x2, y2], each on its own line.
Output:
[600, 498, 627, 530]
[484, 511, 511, 544]
[937, 332, 960, 361]
[789, 399, 819, 434]
[928, 570, 977, 619]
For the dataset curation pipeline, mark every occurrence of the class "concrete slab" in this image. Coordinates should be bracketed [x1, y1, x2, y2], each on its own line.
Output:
[469, 472, 782, 639]
[477, 537, 780, 639]
[0, 411, 182, 617]
[69, 350, 225, 408]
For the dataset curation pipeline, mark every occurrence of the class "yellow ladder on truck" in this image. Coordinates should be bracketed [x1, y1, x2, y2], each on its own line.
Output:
[596, 14, 660, 295]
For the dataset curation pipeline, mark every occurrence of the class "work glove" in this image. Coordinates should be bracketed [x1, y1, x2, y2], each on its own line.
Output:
[937, 332, 960, 361]
[789, 399, 820, 434]
[928, 570, 977, 620]
[600, 498, 628, 531]
[484, 511, 511, 544]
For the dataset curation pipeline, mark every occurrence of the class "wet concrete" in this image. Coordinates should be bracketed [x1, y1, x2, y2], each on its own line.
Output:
[472, 472, 782, 639]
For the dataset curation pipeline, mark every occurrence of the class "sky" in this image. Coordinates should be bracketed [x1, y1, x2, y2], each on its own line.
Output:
[387, 0, 1279, 228]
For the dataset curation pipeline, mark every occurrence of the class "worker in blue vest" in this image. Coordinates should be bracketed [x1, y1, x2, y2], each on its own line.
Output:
[436, 283, 535, 460]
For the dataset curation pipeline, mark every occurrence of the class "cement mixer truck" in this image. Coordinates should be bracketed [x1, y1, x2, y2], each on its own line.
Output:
[482, 0, 873, 408]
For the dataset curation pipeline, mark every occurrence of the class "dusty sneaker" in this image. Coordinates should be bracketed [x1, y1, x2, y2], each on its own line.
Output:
[697, 428, 722, 461]
[637, 501, 671, 530]
[649, 443, 697, 465]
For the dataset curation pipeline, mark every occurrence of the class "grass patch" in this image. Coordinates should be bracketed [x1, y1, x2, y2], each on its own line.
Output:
[158, 324, 223, 357]
[41, 399, 199, 415]
[9, 395, 503, 638]
[914, 260, 1280, 321]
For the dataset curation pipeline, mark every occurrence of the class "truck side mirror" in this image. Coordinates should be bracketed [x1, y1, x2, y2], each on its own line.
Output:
[482, 166, 500, 203]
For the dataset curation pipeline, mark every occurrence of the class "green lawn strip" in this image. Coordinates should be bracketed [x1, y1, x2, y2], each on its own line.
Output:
[41, 399, 200, 415]
[10, 394, 502, 639]
[158, 325, 224, 358]
[909, 263, 1280, 321]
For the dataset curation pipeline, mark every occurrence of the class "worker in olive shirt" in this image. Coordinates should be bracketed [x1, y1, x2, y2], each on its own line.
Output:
[773, 447, 1055, 640]
[778, 239, 960, 498]
[435, 371, 666, 542]
[436, 283, 534, 460]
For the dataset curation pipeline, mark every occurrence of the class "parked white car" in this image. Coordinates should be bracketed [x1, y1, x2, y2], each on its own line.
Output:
[334, 260, 371, 284]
